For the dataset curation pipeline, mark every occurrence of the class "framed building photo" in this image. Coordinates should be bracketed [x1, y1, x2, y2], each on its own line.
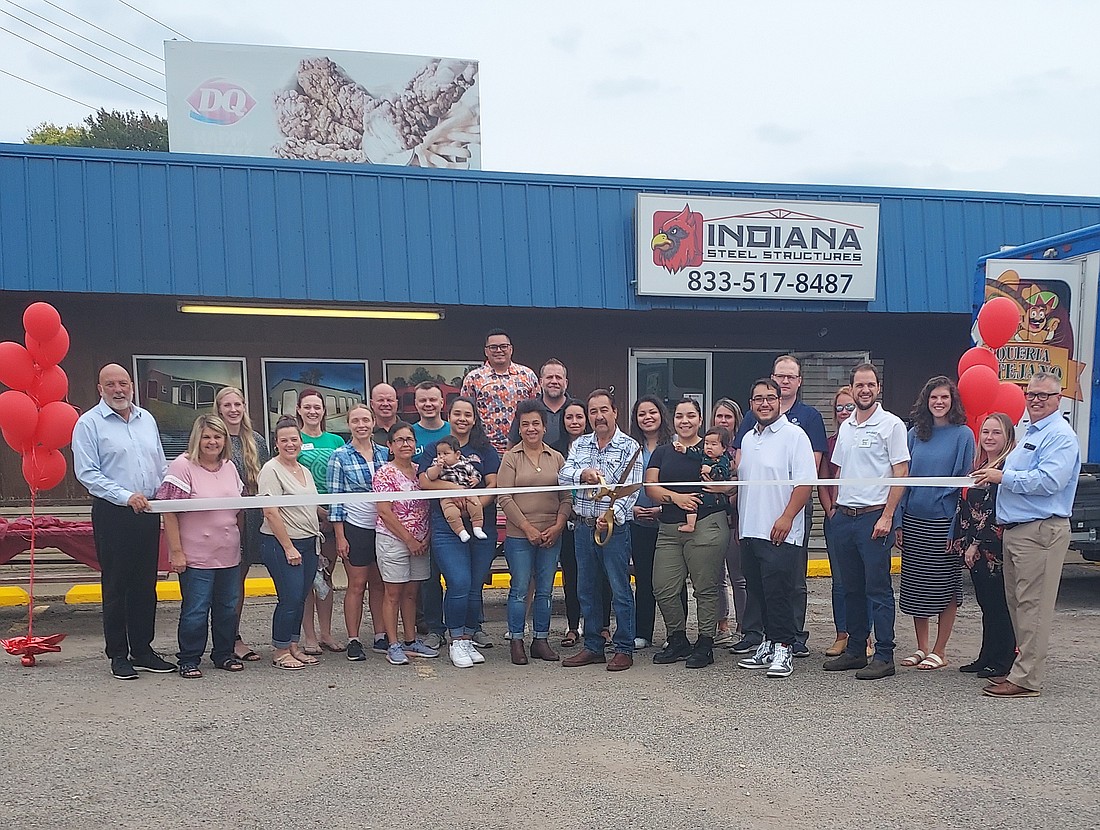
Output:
[132, 355, 248, 459]
[260, 359, 370, 442]
[383, 361, 481, 421]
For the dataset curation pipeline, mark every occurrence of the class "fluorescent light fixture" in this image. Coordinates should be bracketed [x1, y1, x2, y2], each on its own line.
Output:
[178, 303, 443, 321]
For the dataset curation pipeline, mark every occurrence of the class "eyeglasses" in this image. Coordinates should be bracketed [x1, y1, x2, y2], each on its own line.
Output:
[750, 395, 780, 404]
[835, 403, 856, 412]
[485, 343, 512, 352]
[1024, 391, 1059, 402]
[391, 436, 416, 444]
[772, 374, 800, 382]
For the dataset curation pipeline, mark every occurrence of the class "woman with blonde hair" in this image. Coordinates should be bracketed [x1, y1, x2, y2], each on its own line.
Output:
[156, 414, 245, 678]
[213, 386, 269, 662]
[710, 397, 744, 648]
[951, 412, 1018, 679]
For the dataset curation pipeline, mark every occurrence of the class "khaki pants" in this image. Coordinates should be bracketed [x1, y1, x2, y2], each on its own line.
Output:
[652, 513, 730, 639]
[1002, 518, 1069, 691]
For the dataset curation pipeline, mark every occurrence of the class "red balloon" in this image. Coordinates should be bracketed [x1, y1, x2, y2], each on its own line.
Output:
[0, 342, 37, 391]
[958, 365, 1001, 416]
[2, 427, 33, 454]
[0, 390, 39, 444]
[26, 325, 69, 368]
[34, 401, 79, 451]
[977, 297, 1021, 350]
[21, 447, 66, 491]
[991, 382, 1026, 424]
[28, 365, 68, 405]
[22, 302, 62, 343]
[957, 346, 999, 378]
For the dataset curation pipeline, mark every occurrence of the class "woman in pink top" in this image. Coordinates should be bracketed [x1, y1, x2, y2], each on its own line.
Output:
[157, 415, 244, 678]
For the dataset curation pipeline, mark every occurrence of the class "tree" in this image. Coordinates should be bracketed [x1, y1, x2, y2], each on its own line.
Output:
[25, 109, 168, 152]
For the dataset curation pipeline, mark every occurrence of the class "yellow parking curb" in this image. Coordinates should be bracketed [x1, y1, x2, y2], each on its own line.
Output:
[806, 557, 901, 578]
[65, 577, 278, 605]
[0, 586, 29, 606]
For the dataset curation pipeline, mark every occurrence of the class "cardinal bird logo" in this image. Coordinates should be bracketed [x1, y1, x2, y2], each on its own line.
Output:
[651, 205, 704, 273]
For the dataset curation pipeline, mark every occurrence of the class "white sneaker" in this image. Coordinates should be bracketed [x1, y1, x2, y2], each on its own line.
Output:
[450, 640, 474, 668]
[464, 639, 485, 664]
[472, 527, 488, 539]
[767, 643, 793, 678]
[737, 640, 774, 670]
[634, 637, 650, 650]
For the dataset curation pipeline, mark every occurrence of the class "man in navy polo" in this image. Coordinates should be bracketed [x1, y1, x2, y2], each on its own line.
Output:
[731, 355, 827, 658]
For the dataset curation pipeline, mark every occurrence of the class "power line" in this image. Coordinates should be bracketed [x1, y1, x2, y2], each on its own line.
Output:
[0, 24, 165, 105]
[2, 0, 161, 74]
[0, 66, 94, 109]
[0, 8, 164, 92]
[114, 0, 191, 42]
[40, 0, 162, 62]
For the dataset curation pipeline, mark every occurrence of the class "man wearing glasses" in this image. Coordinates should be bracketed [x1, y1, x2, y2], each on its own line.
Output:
[732, 355, 827, 658]
[973, 371, 1080, 698]
[462, 329, 539, 454]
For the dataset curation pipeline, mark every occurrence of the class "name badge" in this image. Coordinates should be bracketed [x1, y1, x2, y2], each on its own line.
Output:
[301, 443, 315, 451]
[1023, 443, 1037, 451]
[858, 437, 873, 448]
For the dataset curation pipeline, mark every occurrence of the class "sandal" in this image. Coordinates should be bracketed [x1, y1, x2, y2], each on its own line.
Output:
[178, 664, 202, 679]
[917, 653, 947, 670]
[561, 631, 580, 648]
[272, 653, 305, 671]
[299, 643, 323, 656]
[319, 641, 346, 653]
[900, 649, 927, 667]
[291, 651, 320, 666]
[234, 647, 261, 662]
[215, 657, 244, 672]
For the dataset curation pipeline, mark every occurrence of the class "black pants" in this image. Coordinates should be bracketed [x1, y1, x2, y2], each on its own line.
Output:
[741, 537, 801, 646]
[92, 497, 161, 660]
[741, 501, 810, 646]
[630, 522, 659, 642]
[559, 526, 609, 632]
[970, 561, 1017, 673]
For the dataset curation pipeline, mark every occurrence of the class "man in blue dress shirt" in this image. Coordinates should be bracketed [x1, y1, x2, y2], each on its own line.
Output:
[72, 364, 173, 680]
[973, 371, 1080, 698]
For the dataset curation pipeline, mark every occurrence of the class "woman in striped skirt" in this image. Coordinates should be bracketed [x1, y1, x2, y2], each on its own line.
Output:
[898, 376, 975, 670]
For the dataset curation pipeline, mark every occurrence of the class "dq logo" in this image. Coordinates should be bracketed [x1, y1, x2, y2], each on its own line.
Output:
[651, 205, 704, 273]
[186, 78, 256, 125]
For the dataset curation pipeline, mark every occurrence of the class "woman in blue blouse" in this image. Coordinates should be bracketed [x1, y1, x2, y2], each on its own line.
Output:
[898, 376, 975, 670]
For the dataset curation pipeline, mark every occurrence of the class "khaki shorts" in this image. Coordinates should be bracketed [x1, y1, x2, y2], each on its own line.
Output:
[376, 532, 430, 584]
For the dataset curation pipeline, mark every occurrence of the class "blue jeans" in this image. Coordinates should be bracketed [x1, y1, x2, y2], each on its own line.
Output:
[823, 513, 873, 635]
[177, 565, 241, 665]
[504, 536, 561, 638]
[260, 534, 318, 649]
[430, 511, 497, 638]
[830, 510, 896, 661]
[575, 522, 635, 654]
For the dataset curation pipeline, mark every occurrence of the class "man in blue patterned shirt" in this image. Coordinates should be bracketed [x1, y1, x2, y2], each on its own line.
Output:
[559, 389, 642, 672]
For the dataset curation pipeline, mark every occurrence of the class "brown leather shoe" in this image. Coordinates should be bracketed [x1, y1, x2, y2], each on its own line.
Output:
[606, 652, 633, 672]
[510, 639, 528, 665]
[985, 675, 1008, 686]
[982, 680, 1039, 698]
[561, 648, 606, 667]
[530, 638, 559, 662]
[825, 635, 849, 657]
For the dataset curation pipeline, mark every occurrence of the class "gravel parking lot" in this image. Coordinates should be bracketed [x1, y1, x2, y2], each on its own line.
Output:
[2, 560, 1099, 829]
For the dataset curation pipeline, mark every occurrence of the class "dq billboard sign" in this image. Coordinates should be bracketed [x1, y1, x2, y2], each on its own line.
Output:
[636, 193, 880, 301]
[165, 41, 480, 169]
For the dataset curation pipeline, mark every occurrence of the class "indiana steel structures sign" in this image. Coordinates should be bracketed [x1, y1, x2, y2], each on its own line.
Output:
[635, 193, 880, 301]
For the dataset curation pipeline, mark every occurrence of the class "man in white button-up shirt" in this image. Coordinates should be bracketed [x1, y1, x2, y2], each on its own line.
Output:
[735, 378, 817, 679]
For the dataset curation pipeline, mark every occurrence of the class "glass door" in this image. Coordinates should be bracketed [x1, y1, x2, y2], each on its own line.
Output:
[629, 350, 712, 414]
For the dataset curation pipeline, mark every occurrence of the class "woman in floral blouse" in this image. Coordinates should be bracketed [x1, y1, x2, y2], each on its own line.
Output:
[950, 412, 1018, 679]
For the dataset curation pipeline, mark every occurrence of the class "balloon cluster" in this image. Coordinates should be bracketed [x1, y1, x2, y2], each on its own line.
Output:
[0, 303, 78, 491]
[957, 297, 1026, 438]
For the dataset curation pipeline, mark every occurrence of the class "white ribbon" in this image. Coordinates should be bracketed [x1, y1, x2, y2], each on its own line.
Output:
[148, 476, 975, 514]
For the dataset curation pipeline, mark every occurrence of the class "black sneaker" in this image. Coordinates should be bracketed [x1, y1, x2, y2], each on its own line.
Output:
[823, 652, 868, 671]
[372, 636, 389, 654]
[685, 636, 715, 669]
[729, 636, 763, 655]
[791, 642, 810, 658]
[111, 657, 137, 680]
[855, 659, 896, 680]
[347, 639, 366, 661]
[131, 652, 176, 673]
[652, 632, 693, 664]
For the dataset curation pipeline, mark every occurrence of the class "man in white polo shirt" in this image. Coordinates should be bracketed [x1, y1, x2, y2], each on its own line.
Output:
[734, 378, 818, 679]
[822, 363, 909, 680]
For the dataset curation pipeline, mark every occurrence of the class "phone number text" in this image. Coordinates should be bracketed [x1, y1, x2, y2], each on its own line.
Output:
[685, 270, 855, 295]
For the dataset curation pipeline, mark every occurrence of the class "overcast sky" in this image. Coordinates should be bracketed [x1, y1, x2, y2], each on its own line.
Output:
[2, 0, 1099, 196]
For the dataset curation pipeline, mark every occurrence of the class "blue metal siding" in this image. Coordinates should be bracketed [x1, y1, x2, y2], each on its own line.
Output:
[5, 143, 1100, 314]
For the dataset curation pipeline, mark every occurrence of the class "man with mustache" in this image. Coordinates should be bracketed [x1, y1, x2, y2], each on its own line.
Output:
[72, 363, 173, 680]
[822, 363, 909, 681]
